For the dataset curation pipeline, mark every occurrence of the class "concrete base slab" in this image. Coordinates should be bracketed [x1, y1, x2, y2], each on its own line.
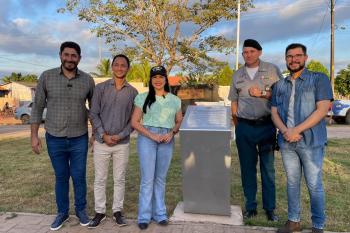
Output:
[170, 202, 243, 225]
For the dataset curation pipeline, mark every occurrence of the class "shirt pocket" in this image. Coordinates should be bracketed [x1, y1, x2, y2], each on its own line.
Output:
[236, 81, 248, 97]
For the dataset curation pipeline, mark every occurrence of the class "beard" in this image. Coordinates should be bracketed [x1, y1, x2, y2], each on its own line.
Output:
[62, 61, 78, 71]
[287, 62, 305, 73]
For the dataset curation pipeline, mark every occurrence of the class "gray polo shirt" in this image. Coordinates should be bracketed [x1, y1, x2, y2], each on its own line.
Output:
[89, 79, 138, 144]
[31, 67, 95, 137]
[228, 60, 282, 120]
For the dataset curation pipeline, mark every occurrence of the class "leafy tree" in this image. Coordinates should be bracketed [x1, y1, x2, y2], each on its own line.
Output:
[335, 64, 350, 96]
[126, 60, 151, 86]
[215, 64, 234, 86]
[306, 60, 330, 77]
[61, 0, 253, 73]
[90, 58, 112, 77]
[2, 73, 37, 83]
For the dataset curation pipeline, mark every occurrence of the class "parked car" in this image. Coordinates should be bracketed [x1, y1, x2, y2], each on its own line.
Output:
[327, 99, 350, 124]
[14, 101, 46, 124]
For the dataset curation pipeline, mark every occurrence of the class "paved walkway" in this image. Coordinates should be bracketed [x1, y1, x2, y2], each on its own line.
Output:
[1, 212, 341, 233]
[0, 212, 279, 233]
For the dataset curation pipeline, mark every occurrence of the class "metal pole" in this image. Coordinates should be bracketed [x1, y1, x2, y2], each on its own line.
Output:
[330, 0, 335, 94]
[235, 0, 241, 70]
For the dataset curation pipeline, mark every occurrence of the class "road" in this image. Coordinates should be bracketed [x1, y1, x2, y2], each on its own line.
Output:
[1, 124, 350, 139]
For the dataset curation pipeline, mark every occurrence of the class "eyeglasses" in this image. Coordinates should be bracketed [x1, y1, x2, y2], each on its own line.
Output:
[286, 54, 305, 60]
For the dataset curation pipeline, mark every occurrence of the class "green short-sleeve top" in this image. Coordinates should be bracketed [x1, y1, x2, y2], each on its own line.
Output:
[134, 92, 181, 129]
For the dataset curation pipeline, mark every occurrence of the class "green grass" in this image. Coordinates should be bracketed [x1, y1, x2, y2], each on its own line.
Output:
[0, 137, 349, 231]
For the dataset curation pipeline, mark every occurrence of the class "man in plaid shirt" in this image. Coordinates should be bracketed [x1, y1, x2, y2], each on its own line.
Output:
[30, 41, 95, 231]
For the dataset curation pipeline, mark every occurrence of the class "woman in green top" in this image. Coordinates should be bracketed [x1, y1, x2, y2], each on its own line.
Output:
[131, 66, 183, 230]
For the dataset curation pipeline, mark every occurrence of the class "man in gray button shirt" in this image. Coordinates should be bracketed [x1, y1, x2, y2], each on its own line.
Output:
[228, 39, 282, 222]
[30, 41, 95, 231]
[88, 54, 138, 228]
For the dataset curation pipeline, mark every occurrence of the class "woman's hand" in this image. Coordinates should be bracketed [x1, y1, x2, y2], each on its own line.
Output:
[160, 132, 173, 144]
[150, 133, 162, 143]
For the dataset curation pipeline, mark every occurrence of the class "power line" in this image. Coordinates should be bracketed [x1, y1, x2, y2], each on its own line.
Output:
[0, 56, 50, 68]
[310, 8, 328, 52]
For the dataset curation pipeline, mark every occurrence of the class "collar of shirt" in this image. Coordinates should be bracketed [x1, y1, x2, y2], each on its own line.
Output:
[286, 68, 309, 82]
[59, 66, 81, 79]
[107, 78, 131, 89]
[241, 60, 269, 79]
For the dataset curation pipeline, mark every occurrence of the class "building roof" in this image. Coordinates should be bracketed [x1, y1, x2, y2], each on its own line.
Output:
[14, 81, 38, 88]
[0, 85, 9, 91]
[168, 76, 184, 86]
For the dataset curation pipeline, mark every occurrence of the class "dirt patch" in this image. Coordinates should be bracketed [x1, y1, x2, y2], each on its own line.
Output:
[0, 116, 22, 125]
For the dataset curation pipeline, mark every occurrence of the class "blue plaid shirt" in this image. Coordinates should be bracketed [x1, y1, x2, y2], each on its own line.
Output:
[271, 69, 333, 148]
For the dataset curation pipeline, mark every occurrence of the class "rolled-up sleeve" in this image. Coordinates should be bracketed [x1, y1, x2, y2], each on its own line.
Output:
[271, 83, 278, 107]
[89, 85, 105, 136]
[30, 74, 47, 124]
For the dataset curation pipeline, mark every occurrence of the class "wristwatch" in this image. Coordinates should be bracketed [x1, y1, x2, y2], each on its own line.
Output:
[261, 90, 267, 97]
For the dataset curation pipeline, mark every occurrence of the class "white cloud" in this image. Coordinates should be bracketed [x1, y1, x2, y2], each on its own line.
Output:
[12, 18, 31, 28]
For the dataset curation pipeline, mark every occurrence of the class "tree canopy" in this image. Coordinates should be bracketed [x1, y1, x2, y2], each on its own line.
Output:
[306, 60, 330, 78]
[2, 73, 38, 83]
[335, 64, 350, 96]
[61, 0, 253, 73]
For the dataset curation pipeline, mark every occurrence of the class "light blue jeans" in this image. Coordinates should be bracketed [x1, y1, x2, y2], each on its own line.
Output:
[137, 126, 174, 224]
[280, 142, 325, 229]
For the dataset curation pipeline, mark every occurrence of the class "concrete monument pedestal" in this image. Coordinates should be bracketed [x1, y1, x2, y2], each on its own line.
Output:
[170, 202, 243, 225]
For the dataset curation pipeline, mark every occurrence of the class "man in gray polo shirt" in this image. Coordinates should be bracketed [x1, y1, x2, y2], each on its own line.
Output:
[228, 39, 282, 222]
[88, 54, 138, 228]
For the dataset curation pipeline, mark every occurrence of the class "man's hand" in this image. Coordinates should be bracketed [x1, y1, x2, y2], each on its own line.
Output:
[283, 128, 302, 142]
[103, 134, 117, 147]
[111, 135, 121, 143]
[31, 135, 42, 154]
[248, 86, 262, 97]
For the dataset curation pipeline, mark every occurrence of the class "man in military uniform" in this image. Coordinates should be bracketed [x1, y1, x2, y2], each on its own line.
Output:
[228, 39, 282, 221]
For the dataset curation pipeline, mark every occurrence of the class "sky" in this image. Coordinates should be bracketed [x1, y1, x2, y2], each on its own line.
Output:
[0, 0, 349, 79]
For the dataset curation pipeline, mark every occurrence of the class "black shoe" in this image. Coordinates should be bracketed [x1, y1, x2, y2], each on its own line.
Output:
[113, 211, 127, 227]
[158, 219, 168, 226]
[243, 210, 257, 219]
[88, 213, 106, 228]
[312, 227, 324, 233]
[138, 223, 148, 230]
[265, 210, 278, 222]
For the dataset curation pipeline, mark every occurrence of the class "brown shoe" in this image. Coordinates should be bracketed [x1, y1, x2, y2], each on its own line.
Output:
[277, 220, 301, 233]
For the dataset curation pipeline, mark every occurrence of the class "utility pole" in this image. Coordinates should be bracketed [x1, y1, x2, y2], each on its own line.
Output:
[330, 0, 335, 93]
[235, 0, 241, 70]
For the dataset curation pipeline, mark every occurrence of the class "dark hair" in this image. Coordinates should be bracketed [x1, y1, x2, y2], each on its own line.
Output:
[142, 74, 170, 114]
[112, 54, 130, 67]
[285, 43, 307, 55]
[60, 41, 81, 56]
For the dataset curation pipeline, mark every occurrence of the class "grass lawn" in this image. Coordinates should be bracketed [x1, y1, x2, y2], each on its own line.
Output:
[0, 136, 349, 231]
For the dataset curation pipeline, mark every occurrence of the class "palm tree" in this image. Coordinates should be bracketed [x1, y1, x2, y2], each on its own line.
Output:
[90, 58, 112, 77]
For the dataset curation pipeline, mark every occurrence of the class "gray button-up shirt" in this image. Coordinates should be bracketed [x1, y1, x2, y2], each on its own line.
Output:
[89, 79, 138, 144]
[228, 60, 283, 120]
[30, 67, 95, 137]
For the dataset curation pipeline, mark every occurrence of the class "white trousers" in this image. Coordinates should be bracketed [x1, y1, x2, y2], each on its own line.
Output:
[93, 141, 129, 213]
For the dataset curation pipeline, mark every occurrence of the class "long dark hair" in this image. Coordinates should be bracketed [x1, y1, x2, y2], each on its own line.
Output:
[142, 75, 170, 114]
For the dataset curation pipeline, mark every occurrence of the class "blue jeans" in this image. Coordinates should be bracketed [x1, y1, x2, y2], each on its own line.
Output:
[137, 126, 174, 223]
[45, 132, 88, 214]
[281, 142, 325, 229]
